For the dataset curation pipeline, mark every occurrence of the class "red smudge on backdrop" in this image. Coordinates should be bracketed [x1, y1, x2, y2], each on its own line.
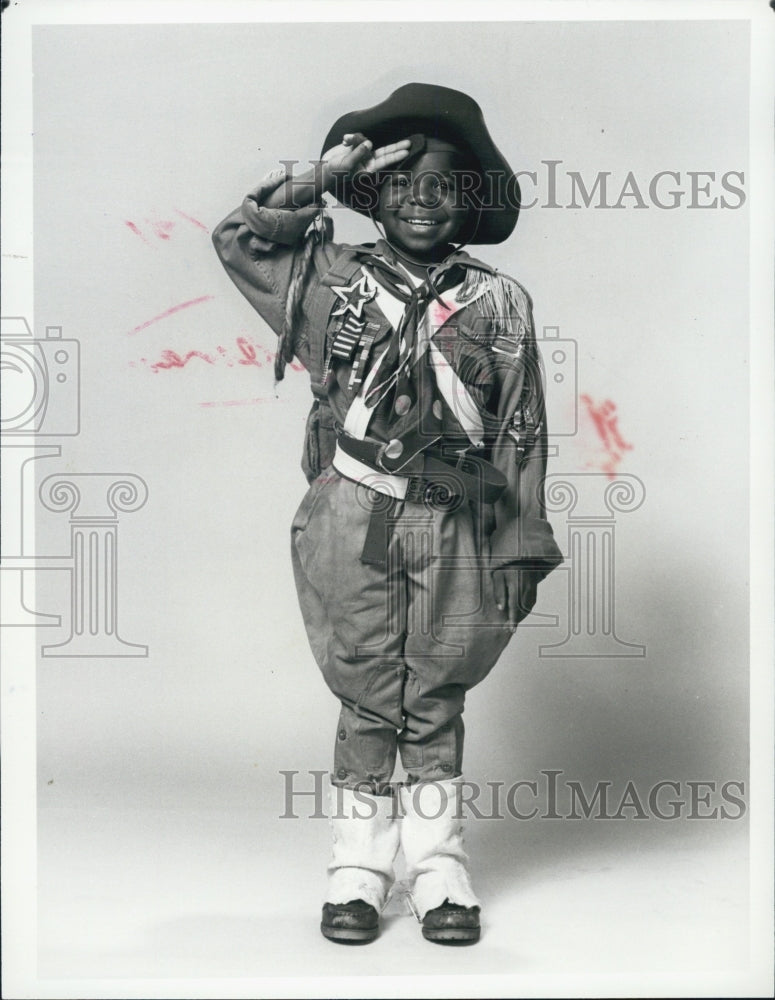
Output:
[579, 394, 633, 479]
[174, 209, 210, 232]
[122, 209, 299, 404]
[151, 219, 175, 241]
[128, 295, 214, 335]
[124, 210, 211, 242]
[236, 337, 260, 367]
[149, 349, 216, 372]
[132, 335, 304, 378]
[124, 220, 149, 243]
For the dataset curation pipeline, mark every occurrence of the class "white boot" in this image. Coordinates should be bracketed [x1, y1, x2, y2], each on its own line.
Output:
[325, 787, 400, 913]
[399, 778, 480, 921]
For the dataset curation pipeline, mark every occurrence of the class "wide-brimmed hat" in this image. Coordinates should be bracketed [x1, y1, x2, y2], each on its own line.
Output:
[321, 82, 520, 245]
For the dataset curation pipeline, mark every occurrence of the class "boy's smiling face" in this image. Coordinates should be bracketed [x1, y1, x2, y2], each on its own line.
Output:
[377, 147, 472, 263]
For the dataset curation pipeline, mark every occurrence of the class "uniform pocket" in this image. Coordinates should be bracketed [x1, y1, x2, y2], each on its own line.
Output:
[290, 465, 337, 536]
[301, 400, 337, 483]
[301, 402, 322, 483]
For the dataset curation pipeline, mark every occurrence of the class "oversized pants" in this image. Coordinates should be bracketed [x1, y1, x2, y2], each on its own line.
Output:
[291, 467, 514, 791]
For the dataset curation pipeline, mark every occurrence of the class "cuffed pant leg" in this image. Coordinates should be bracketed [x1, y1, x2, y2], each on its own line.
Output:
[332, 703, 398, 794]
[396, 499, 514, 785]
[398, 688, 465, 785]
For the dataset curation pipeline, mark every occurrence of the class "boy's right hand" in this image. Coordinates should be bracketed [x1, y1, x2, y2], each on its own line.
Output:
[259, 134, 411, 212]
[321, 133, 411, 188]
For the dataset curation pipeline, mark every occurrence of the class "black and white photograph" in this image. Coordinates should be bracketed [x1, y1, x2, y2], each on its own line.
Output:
[2, 1, 773, 997]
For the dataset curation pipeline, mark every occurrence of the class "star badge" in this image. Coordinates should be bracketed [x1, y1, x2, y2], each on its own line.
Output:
[330, 272, 377, 319]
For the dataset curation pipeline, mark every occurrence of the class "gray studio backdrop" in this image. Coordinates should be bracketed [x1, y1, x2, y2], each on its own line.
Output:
[29, 14, 748, 964]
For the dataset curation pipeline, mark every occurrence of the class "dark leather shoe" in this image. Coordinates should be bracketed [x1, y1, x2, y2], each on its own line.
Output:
[422, 899, 481, 944]
[321, 899, 380, 944]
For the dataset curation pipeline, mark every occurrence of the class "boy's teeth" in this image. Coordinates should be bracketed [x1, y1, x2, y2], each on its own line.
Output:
[407, 219, 437, 226]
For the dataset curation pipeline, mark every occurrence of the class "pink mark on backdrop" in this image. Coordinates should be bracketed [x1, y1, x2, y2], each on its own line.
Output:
[124, 220, 150, 244]
[580, 394, 633, 479]
[150, 349, 216, 372]
[133, 335, 304, 385]
[151, 219, 175, 240]
[128, 295, 214, 335]
[125, 210, 210, 242]
[236, 337, 261, 367]
[174, 209, 210, 232]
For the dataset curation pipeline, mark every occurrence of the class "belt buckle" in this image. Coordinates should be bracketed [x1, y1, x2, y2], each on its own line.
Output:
[403, 475, 427, 505]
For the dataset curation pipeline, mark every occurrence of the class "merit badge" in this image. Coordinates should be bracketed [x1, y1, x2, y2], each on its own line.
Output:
[330, 314, 366, 360]
[330, 272, 377, 319]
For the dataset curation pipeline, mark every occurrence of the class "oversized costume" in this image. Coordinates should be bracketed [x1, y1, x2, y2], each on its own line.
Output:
[212, 83, 563, 943]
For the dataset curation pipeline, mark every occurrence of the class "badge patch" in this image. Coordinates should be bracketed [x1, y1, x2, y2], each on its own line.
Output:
[330, 272, 377, 319]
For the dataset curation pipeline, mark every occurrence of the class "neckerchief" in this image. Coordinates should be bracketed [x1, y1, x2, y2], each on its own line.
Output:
[358, 254, 466, 410]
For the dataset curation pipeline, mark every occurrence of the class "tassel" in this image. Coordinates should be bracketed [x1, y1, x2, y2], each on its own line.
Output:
[275, 211, 326, 383]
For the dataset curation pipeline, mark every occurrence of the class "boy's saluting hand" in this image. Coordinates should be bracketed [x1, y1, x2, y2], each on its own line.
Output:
[260, 134, 411, 212]
[322, 133, 411, 179]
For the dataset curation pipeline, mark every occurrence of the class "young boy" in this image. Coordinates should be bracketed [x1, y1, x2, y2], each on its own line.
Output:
[213, 83, 562, 945]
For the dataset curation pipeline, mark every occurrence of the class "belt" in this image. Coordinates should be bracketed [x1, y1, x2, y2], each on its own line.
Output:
[334, 437, 507, 504]
[332, 438, 508, 566]
[333, 445, 417, 502]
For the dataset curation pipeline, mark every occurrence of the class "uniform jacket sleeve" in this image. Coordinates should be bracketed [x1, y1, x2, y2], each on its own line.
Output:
[211, 169, 337, 370]
[470, 294, 563, 580]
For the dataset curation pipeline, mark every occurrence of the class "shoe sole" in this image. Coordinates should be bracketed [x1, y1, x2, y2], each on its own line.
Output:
[321, 923, 379, 944]
[422, 926, 481, 944]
